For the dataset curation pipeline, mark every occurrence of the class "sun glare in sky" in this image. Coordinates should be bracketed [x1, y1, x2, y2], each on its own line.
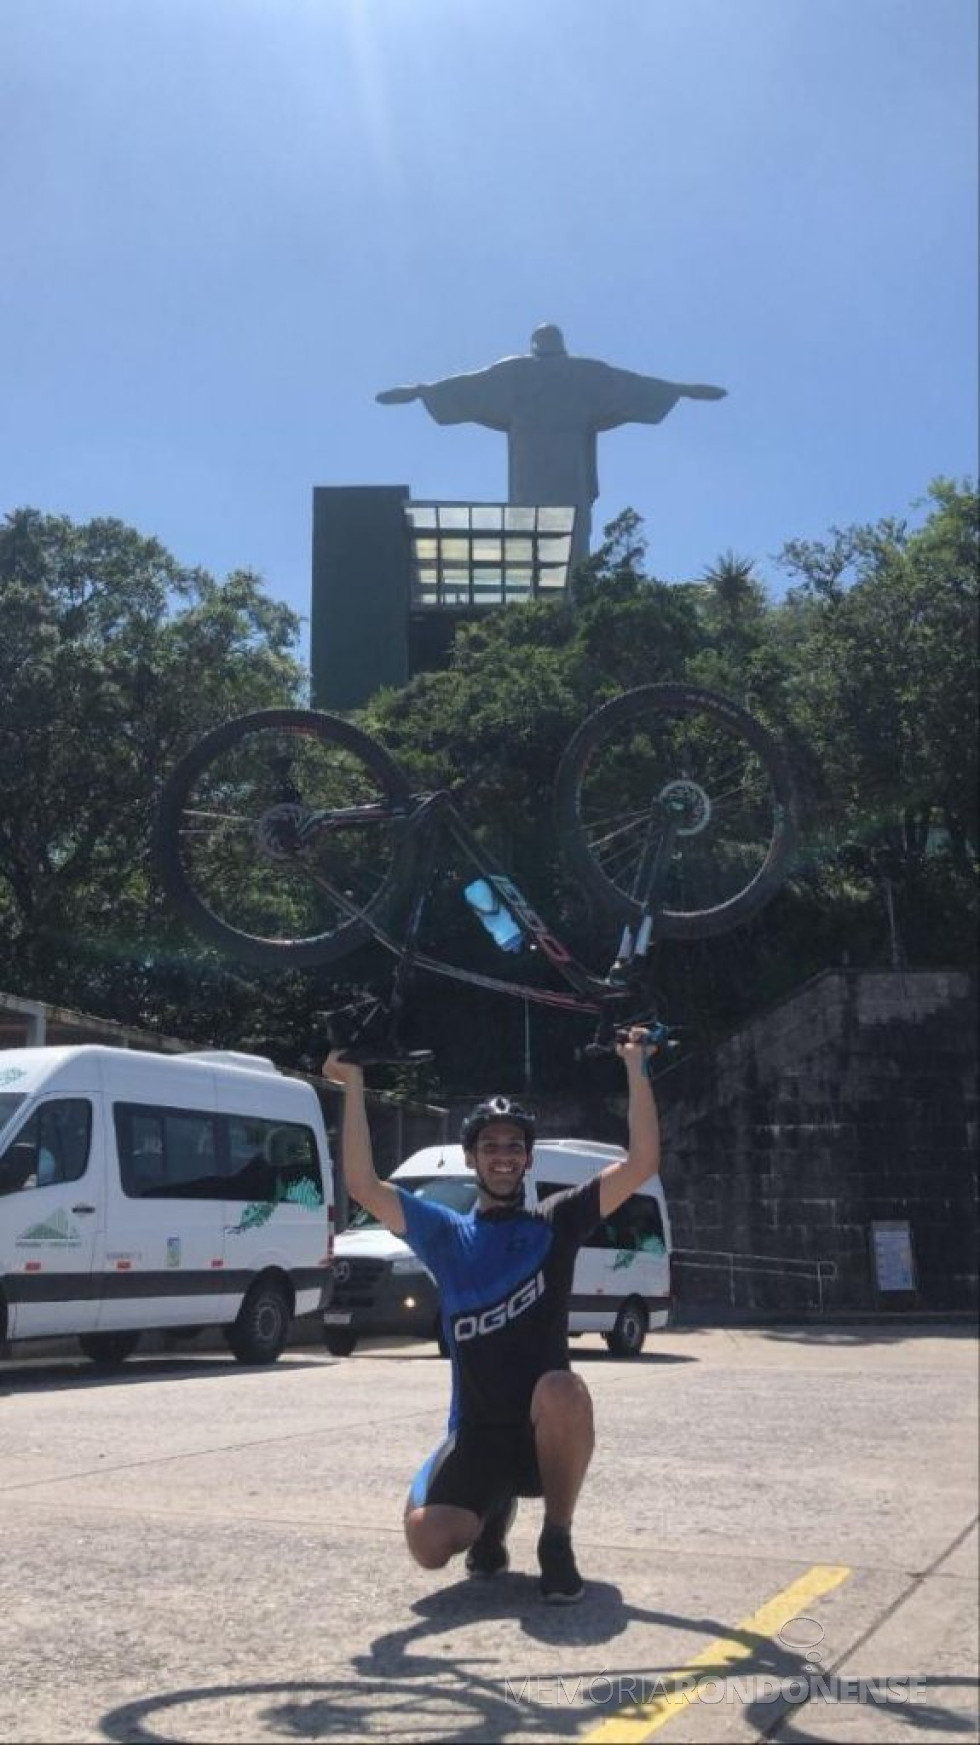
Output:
[1, 0, 976, 653]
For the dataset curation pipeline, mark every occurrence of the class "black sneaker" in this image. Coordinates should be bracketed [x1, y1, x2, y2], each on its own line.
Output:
[465, 1497, 517, 1577]
[537, 1526, 585, 1604]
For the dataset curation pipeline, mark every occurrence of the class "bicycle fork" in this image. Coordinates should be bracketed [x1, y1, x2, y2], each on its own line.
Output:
[584, 803, 683, 1062]
[610, 801, 681, 976]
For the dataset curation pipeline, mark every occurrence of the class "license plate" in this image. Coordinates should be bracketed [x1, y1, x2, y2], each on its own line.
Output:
[323, 1310, 353, 1326]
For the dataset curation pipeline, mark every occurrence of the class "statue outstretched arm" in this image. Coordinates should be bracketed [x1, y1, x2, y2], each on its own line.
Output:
[676, 383, 727, 401]
[378, 365, 513, 432]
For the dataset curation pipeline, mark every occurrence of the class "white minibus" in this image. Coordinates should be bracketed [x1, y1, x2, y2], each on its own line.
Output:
[0, 1046, 334, 1366]
[325, 1139, 670, 1358]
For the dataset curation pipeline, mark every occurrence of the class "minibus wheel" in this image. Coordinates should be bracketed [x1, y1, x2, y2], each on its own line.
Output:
[78, 1332, 142, 1367]
[603, 1298, 648, 1358]
[225, 1279, 291, 1365]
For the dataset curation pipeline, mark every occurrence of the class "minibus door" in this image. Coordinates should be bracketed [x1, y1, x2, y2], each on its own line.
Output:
[0, 1096, 102, 1337]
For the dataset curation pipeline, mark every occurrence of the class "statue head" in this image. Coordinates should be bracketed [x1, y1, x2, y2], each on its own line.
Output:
[530, 324, 567, 357]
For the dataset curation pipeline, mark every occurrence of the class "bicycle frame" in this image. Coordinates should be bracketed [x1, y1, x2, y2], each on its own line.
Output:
[301, 784, 680, 1053]
[157, 687, 795, 1066]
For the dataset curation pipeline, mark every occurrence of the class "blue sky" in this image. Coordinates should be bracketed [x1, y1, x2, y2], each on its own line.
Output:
[3, 0, 977, 662]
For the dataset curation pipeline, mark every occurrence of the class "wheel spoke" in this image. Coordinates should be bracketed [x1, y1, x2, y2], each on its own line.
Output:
[556, 685, 796, 936]
[158, 711, 412, 964]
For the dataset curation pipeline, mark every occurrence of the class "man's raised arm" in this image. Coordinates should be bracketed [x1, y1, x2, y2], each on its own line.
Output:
[597, 1030, 662, 1219]
[322, 1051, 406, 1236]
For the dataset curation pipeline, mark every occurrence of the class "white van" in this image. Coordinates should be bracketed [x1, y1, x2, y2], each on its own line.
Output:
[324, 1140, 670, 1359]
[0, 1046, 335, 1366]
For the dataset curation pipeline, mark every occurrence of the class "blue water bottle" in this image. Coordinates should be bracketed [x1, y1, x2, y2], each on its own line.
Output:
[464, 879, 524, 953]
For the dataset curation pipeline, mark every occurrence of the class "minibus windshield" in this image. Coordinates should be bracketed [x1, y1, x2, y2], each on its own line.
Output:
[0, 1093, 26, 1140]
[349, 1175, 478, 1228]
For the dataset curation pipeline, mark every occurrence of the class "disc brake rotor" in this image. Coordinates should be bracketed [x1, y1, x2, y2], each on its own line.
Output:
[657, 779, 711, 837]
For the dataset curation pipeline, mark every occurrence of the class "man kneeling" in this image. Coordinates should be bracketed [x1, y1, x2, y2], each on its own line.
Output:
[324, 1032, 660, 1603]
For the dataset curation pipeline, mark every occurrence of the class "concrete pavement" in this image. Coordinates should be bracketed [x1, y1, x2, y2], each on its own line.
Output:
[1, 1325, 976, 1743]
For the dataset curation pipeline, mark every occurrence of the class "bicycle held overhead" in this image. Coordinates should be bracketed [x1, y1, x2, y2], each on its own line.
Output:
[155, 684, 798, 1062]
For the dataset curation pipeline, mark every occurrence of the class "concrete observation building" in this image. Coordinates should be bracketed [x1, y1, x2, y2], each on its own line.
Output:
[312, 326, 726, 709]
[311, 486, 579, 711]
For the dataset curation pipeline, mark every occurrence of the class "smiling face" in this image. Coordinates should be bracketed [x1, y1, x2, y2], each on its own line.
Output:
[466, 1121, 532, 1204]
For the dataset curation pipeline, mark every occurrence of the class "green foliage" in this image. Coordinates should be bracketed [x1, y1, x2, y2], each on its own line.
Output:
[1, 484, 974, 1097]
[756, 480, 979, 987]
[359, 485, 977, 1086]
[770, 480, 977, 888]
[0, 508, 307, 1034]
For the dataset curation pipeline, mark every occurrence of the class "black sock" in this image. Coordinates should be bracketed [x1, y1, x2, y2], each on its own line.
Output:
[482, 1498, 513, 1538]
[540, 1519, 571, 1541]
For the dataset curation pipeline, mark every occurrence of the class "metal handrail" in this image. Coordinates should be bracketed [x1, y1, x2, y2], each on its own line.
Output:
[673, 1247, 838, 1311]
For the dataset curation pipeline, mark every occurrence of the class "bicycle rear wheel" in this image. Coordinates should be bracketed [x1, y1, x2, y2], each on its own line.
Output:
[555, 684, 797, 939]
[156, 709, 414, 968]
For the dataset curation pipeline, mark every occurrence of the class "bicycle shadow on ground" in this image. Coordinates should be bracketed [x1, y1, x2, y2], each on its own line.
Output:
[95, 1583, 820, 1745]
[96, 1569, 979, 1745]
[96, 1667, 980, 1745]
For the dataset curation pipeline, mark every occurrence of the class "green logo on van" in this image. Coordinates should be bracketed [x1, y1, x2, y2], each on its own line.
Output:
[612, 1235, 666, 1270]
[226, 1176, 323, 1235]
[17, 1208, 81, 1247]
[0, 1066, 26, 1087]
[612, 1248, 637, 1271]
[227, 1200, 276, 1234]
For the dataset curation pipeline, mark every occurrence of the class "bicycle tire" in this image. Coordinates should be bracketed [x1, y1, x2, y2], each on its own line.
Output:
[156, 708, 415, 969]
[555, 684, 797, 939]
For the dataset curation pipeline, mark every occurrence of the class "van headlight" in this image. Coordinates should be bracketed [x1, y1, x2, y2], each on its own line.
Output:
[391, 1256, 431, 1277]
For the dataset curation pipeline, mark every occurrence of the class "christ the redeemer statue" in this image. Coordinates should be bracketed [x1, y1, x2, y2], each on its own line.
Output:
[377, 324, 726, 564]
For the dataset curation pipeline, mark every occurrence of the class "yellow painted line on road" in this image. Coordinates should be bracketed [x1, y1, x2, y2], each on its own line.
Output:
[583, 1563, 851, 1743]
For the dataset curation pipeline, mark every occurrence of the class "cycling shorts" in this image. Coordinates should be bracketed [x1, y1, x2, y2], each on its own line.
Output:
[406, 1423, 542, 1519]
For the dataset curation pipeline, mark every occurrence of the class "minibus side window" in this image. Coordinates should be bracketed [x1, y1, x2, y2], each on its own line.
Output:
[536, 1185, 666, 1255]
[115, 1104, 222, 1199]
[225, 1117, 323, 1205]
[594, 1195, 666, 1254]
[0, 1100, 92, 1196]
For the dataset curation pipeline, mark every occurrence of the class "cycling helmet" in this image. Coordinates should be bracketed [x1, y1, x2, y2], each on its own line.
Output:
[460, 1095, 536, 1151]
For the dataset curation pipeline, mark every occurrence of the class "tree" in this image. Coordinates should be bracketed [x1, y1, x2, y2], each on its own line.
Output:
[356, 487, 977, 1086]
[769, 479, 978, 967]
[0, 509, 306, 1023]
[4, 485, 972, 1097]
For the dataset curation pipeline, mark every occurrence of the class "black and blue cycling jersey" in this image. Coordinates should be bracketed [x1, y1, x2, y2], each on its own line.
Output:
[397, 1177, 601, 1431]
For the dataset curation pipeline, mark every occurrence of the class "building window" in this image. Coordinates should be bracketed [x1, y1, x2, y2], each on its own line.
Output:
[405, 503, 576, 607]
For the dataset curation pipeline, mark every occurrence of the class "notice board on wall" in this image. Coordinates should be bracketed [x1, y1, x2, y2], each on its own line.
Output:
[871, 1220, 917, 1294]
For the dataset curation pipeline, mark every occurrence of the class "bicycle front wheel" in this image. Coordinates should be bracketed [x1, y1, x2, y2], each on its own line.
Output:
[156, 709, 415, 969]
[556, 685, 797, 939]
